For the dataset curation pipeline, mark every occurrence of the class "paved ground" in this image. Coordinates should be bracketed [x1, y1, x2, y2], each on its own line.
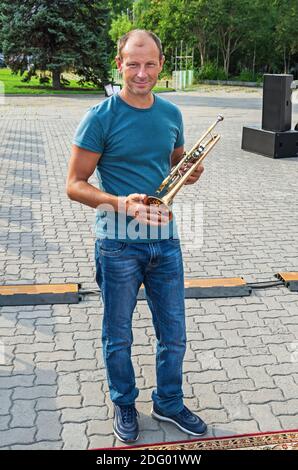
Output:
[0, 88, 298, 449]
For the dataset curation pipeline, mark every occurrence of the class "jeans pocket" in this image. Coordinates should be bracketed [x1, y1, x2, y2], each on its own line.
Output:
[98, 238, 127, 256]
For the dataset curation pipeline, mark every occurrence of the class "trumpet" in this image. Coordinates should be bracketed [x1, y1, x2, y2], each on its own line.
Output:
[144, 114, 224, 219]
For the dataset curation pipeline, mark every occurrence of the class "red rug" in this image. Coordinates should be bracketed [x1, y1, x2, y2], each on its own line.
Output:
[119, 429, 298, 450]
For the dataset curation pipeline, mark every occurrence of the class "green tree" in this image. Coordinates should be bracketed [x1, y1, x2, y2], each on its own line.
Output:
[208, 0, 261, 77]
[274, 0, 298, 73]
[0, 0, 110, 89]
[134, 0, 163, 32]
[109, 14, 134, 45]
[107, 0, 298, 78]
[108, 0, 134, 18]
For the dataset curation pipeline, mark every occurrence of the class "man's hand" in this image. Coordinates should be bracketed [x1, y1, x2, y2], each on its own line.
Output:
[183, 163, 204, 185]
[118, 193, 170, 226]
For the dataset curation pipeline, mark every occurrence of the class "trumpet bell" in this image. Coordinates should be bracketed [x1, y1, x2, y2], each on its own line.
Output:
[144, 195, 173, 221]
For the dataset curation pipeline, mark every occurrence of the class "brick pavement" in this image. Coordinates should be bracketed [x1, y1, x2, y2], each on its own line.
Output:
[0, 89, 298, 449]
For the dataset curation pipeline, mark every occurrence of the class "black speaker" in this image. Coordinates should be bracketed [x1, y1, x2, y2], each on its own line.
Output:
[262, 74, 293, 132]
[242, 127, 298, 159]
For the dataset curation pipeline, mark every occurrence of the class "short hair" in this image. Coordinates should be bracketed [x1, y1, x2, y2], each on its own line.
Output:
[117, 29, 163, 61]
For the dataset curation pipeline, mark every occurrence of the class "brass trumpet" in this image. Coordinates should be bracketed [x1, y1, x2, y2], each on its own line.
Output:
[144, 114, 224, 219]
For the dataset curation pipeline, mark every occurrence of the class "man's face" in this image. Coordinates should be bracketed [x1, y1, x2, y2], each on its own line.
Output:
[116, 35, 164, 97]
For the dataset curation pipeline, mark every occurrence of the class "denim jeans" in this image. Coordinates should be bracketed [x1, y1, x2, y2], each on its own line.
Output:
[95, 238, 186, 416]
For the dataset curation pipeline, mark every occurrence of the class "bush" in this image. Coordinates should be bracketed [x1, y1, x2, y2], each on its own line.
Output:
[234, 69, 263, 83]
[195, 63, 227, 81]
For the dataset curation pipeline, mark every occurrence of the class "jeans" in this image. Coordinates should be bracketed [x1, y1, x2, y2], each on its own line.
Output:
[95, 238, 186, 416]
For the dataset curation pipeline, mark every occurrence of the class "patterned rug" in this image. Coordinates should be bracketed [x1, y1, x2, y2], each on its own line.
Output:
[125, 430, 298, 450]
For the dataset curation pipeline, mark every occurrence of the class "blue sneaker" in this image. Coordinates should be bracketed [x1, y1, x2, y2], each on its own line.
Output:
[151, 404, 207, 436]
[113, 404, 139, 443]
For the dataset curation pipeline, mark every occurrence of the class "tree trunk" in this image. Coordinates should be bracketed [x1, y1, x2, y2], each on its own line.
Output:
[223, 38, 230, 78]
[283, 46, 287, 74]
[52, 69, 61, 89]
[198, 41, 205, 67]
[223, 56, 229, 78]
[252, 43, 256, 76]
[219, 30, 231, 78]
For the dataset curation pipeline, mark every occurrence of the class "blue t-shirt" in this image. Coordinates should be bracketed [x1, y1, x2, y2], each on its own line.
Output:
[73, 93, 184, 242]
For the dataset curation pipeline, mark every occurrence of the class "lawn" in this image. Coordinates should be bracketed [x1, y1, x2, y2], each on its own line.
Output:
[0, 68, 174, 95]
[0, 68, 105, 94]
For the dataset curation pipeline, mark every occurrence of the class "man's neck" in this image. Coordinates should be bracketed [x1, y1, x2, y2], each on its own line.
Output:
[119, 87, 154, 109]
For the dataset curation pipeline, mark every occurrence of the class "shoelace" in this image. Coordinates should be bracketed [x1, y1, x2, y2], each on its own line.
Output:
[179, 406, 198, 421]
[121, 406, 137, 424]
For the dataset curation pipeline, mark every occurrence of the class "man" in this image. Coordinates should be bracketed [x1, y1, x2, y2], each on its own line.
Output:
[66, 29, 206, 443]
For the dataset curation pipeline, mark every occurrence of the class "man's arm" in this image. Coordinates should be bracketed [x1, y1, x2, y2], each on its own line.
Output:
[65, 145, 169, 226]
[66, 144, 119, 210]
[171, 145, 185, 167]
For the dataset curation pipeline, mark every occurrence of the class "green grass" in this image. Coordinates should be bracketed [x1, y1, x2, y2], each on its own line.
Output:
[0, 68, 175, 95]
[0, 68, 104, 94]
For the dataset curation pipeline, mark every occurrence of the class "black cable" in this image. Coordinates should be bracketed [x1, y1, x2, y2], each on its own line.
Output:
[246, 280, 284, 289]
[78, 288, 101, 295]
[78, 280, 285, 297]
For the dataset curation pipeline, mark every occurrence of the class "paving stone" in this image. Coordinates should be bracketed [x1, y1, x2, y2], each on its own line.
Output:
[212, 420, 259, 437]
[273, 375, 298, 400]
[57, 359, 97, 372]
[1, 91, 298, 449]
[88, 434, 116, 449]
[248, 404, 281, 431]
[271, 399, 298, 416]
[220, 393, 251, 420]
[187, 369, 228, 384]
[0, 427, 36, 447]
[0, 375, 34, 389]
[81, 382, 102, 407]
[62, 422, 88, 449]
[36, 411, 61, 441]
[15, 343, 54, 354]
[75, 340, 95, 360]
[57, 373, 80, 395]
[246, 366, 276, 389]
[195, 350, 222, 370]
[10, 400, 36, 427]
[241, 388, 284, 405]
[193, 383, 222, 410]
[12, 353, 35, 375]
[87, 419, 114, 436]
[13, 385, 57, 400]
[214, 379, 255, 394]
[36, 396, 82, 411]
[240, 355, 277, 367]
[221, 358, 248, 379]
[0, 415, 10, 431]
[278, 415, 298, 429]
[11, 441, 63, 450]
[61, 406, 108, 423]
[215, 347, 250, 359]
